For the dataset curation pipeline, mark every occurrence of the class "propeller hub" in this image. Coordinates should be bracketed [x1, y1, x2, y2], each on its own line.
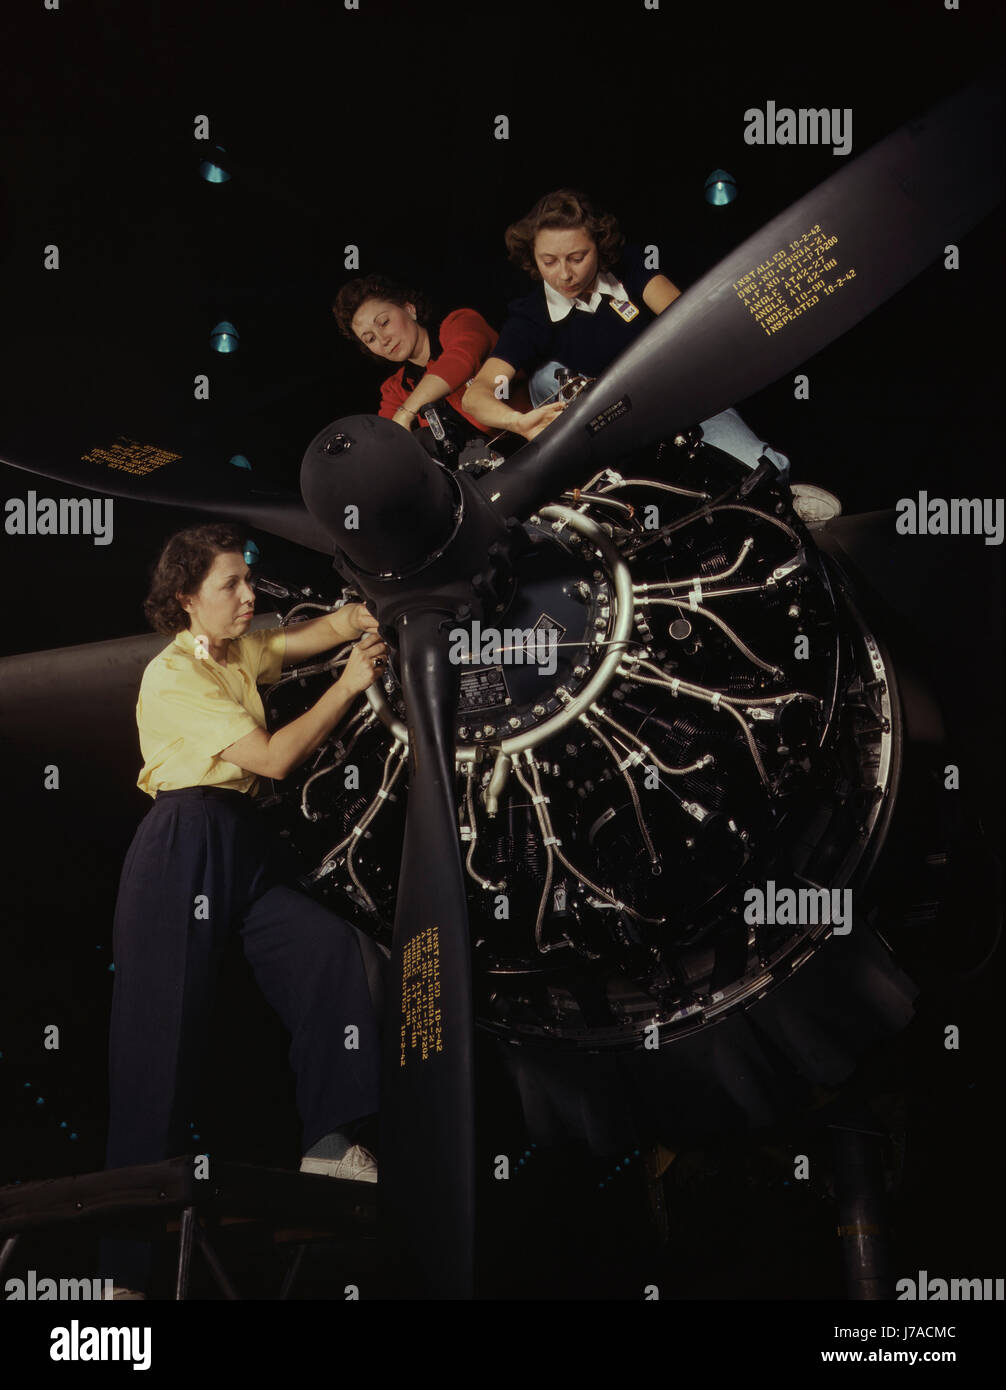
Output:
[301, 415, 457, 578]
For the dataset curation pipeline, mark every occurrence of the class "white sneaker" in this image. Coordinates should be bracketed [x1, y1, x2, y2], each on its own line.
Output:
[299, 1143, 378, 1183]
[790, 483, 842, 525]
[105, 1286, 147, 1300]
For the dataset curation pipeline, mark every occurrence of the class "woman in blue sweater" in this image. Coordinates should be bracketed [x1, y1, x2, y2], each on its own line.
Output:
[462, 188, 788, 473]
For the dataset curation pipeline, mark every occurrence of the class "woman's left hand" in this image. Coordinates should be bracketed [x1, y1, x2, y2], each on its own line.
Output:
[348, 602, 380, 634]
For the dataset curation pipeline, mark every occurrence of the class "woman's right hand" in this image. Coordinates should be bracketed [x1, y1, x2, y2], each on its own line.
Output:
[336, 631, 389, 696]
[516, 401, 565, 440]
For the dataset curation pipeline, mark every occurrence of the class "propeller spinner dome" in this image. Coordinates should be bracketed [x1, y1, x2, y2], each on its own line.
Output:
[300, 414, 457, 577]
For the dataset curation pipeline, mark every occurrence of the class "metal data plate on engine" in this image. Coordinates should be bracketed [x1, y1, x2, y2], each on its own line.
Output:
[458, 665, 511, 712]
[457, 611, 569, 715]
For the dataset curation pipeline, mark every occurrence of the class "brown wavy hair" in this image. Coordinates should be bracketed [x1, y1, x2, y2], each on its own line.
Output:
[144, 523, 247, 636]
[332, 274, 434, 357]
[504, 189, 624, 279]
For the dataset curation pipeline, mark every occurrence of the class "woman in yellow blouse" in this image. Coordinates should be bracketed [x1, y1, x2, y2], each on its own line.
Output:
[102, 521, 386, 1295]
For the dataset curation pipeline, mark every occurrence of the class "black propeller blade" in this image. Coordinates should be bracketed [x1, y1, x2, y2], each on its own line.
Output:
[483, 74, 1002, 519]
[300, 418, 518, 1297]
[381, 611, 475, 1298]
[0, 417, 336, 556]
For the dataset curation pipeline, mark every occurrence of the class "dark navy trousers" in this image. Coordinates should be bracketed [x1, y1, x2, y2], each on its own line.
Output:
[102, 786, 380, 1288]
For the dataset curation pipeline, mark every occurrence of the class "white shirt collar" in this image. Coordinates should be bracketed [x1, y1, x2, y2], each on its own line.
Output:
[543, 270, 630, 323]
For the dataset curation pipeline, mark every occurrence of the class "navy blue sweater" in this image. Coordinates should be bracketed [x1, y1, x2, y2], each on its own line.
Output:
[492, 246, 656, 378]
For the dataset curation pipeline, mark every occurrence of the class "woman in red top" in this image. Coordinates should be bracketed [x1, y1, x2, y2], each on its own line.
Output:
[332, 273, 545, 441]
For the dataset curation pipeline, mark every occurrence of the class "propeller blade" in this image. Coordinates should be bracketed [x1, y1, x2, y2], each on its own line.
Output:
[0, 427, 336, 555]
[484, 74, 1001, 519]
[382, 610, 475, 1298]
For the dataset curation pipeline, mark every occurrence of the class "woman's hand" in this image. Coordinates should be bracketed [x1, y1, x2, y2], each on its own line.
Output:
[392, 408, 416, 430]
[346, 602, 380, 635]
[336, 631, 389, 696]
[516, 401, 565, 440]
